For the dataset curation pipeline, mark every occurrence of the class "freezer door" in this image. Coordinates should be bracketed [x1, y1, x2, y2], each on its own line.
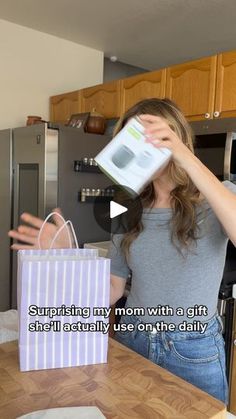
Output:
[0, 129, 12, 310]
[13, 124, 47, 224]
[11, 124, 58, 307]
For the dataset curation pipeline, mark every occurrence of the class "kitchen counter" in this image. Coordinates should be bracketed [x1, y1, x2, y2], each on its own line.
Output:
[0, 339, 226, 419]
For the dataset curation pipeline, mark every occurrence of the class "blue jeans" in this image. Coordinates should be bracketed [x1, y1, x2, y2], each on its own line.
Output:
[114, 313, 228, 404]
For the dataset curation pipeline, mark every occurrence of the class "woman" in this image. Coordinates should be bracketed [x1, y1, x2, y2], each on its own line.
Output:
[9, 98, 236, 404]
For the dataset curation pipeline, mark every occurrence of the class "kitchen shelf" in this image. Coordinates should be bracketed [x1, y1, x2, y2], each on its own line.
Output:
[74, 160, 102, 173]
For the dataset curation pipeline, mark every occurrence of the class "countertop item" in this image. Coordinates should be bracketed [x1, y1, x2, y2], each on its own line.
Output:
[0, 339, 226, 419]
[17, 406, 105, 418]
[0, 309, 18, 343]
[83, 240, 110, 257]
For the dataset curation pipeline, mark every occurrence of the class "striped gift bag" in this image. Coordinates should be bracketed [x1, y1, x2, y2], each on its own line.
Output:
[17, 248, 110, 371]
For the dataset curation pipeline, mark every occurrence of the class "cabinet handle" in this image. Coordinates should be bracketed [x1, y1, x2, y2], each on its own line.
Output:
[205, 113, 211, 119]
[214, 111, 220, 118]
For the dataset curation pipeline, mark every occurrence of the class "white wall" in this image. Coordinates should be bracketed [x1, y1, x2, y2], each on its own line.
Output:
[0, 19, 104, 129]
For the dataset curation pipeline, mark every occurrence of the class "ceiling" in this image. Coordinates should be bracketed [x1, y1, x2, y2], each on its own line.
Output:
[0, 0, 236, 70]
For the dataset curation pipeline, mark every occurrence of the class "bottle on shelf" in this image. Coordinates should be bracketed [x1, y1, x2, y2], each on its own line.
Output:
[81, 188, 86, 202]
[96, 188, 101, 196]
[74, 160, 80, 171]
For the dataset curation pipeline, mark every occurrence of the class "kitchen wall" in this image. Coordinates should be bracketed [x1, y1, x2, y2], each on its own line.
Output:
[103, 57, 147, 82]
[0, 19, 104, 129]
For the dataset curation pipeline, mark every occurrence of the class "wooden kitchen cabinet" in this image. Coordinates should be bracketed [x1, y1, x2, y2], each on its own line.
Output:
[50, 90, 81, 124]
[50, 49, 236, 124]
[80, 80, 121, 118]
[215, 51, 236, 119]
[120, 69, 166, 113]
[166, 56, 217, 121]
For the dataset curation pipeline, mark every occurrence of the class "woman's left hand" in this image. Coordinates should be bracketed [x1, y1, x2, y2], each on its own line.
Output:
[139, 114, 194, 168]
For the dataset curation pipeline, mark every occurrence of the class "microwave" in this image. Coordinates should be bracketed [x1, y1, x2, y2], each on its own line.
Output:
[190, 118, 236, 182]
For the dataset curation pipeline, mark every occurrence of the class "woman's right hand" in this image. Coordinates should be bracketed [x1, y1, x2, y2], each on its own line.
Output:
[8, 208, 71, 250]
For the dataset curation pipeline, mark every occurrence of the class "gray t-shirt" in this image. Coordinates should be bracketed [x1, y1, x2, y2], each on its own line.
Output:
[107, 181, 236, 326]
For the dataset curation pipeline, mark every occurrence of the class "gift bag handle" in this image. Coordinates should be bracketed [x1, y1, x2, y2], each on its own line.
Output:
[49, 220, 79, 249]
[37, 212, 79, 249]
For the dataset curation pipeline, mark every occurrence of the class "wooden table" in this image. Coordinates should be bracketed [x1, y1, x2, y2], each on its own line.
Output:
[0, 339, 226, 419]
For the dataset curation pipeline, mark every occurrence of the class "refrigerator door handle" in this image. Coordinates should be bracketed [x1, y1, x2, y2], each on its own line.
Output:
[218, 298, 227, 316]
[233, 284, 236, 299]
[224, 132, 234, 181]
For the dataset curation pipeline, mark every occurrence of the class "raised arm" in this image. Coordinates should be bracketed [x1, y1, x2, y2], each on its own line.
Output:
[141, 114, 236, 246]
[8, 208, 71, 250]
[181, 158, 236, 245]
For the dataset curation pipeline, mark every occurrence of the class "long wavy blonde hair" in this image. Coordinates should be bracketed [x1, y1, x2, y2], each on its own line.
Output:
[113, 98, 202, 256]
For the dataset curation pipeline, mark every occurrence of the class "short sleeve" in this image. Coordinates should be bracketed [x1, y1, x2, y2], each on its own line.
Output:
[107, 234, 131, 280]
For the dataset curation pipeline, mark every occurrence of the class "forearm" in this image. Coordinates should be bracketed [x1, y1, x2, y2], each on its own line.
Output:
[182, 153, 236, 245]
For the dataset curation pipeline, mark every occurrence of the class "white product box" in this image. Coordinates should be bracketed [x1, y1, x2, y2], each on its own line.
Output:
[95, 117, 172, 194]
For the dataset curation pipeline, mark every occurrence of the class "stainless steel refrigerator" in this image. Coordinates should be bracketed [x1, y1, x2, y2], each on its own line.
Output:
[0, 124, 111, 310]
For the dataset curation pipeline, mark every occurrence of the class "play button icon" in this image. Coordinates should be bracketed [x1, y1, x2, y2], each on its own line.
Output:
[93, 184, 143, 234]
[110, 201, 127, 219]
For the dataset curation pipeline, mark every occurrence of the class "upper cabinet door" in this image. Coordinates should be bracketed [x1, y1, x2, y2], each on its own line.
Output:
[120, 69, 166, 113]
[50, 90, 81, 124]
[166, 56, 217, 121]
[215, 51, 236, 118]
[80, 80, 121, 119]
